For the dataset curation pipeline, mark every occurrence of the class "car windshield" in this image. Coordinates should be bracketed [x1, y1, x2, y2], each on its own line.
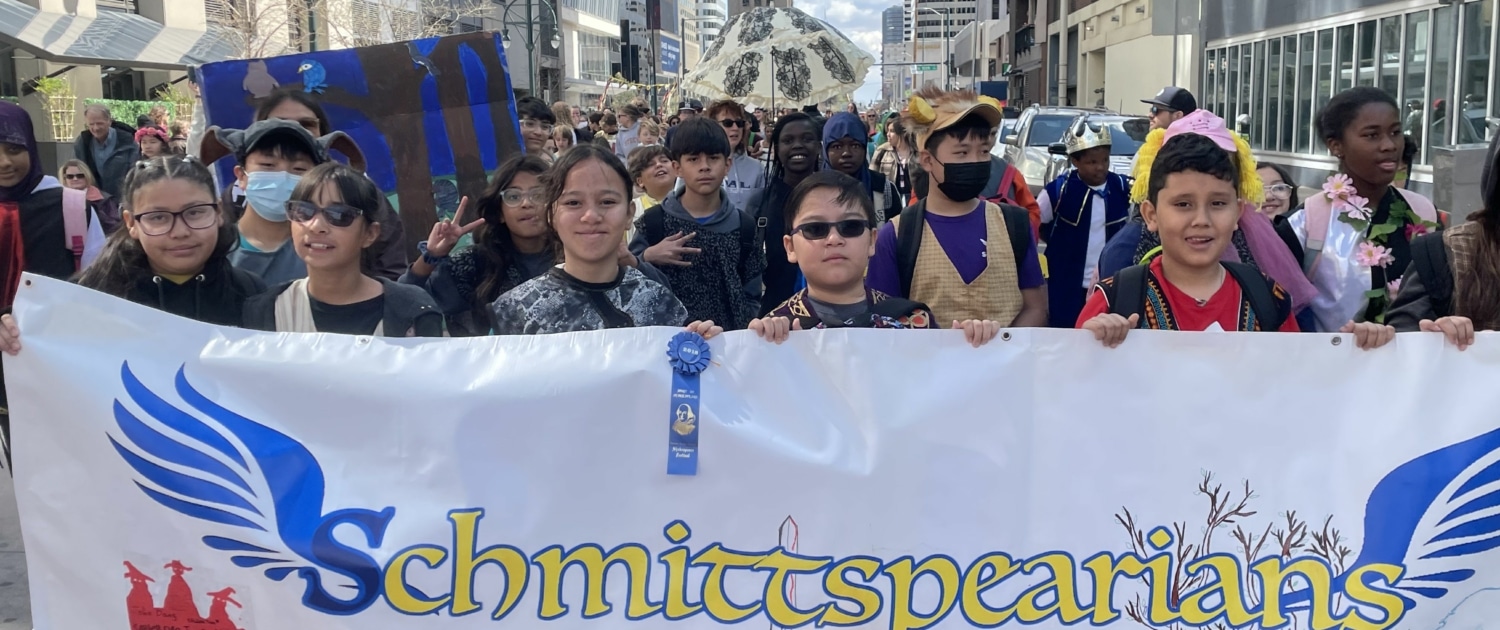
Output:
[1026, 115, 1075, 146]
[1103, 118, 1150, 155]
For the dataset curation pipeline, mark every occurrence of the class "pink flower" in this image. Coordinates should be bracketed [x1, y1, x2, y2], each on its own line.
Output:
[1354, 242, 1395, 268]
[1406, 223, 1431, 239]
[1339, 194, 1372, 221]
[1323, 173, 1355, 201]
[1387, 278, 1403, 298]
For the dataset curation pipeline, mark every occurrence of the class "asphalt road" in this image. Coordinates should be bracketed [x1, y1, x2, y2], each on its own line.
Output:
[0, 470, 30, 630]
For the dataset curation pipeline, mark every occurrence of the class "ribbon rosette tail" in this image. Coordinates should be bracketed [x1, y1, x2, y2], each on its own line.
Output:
[666, 331, 713, 375]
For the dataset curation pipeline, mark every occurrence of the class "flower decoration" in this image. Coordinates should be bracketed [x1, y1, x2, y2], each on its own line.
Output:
[1406, 223, 1430, 240]
[1323, 173, 1355, 200]
[666, 331, 713, 375]
[1387, 278, 1403, 299]
[907, 95, 935, 125]
[1354, 242, 1395, 268]
[1339, 194, 1372, 221]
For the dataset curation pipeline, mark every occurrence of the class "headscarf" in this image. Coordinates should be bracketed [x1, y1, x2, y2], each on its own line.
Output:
[0, 102, 44, 203]
[823, 112, 873, 193]
[1130, 110, 1318, 311]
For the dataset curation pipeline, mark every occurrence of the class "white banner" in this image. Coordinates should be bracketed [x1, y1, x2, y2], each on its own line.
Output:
[7, 274, 1500, 629]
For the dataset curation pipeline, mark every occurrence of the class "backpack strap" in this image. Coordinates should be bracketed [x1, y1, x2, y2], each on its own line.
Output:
[1222, 261, 1289, 331]
[997, 164, 1018, 206]
[995, 202, 1032, 276]
[1104, 265, 1149, 323]
[61, 187, 88, 271]
[894, 200, 927, 298]
[1301, 193, 1335, 276]
[1397, 188, 1439, 224]
[1410, 232, 1453, 318]
[736, 209, 765, 280]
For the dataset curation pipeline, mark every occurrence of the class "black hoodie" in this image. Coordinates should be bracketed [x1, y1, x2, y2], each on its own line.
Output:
[117, 258, 267, 326]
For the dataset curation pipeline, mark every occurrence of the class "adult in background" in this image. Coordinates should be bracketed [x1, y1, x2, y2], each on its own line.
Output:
[59, 159, 122, 234]
[706, 99, 766, 211]
[1142, 86, 1197, 131]
[73, 104, 139, 198]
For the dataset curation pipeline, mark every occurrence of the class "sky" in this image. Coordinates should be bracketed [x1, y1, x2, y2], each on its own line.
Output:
[793, 0, 894, 105]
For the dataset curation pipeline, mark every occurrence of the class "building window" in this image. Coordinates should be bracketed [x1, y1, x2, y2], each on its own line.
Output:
[1296, 32, 1313, 153]
[1280, 35, 1296, 152]
[96, 0, 138, 12]
[1337, 25, 1354, 92]
[1356, 20, 1376, 87]
[579, 33, 620, 82]
[1458, 0, 1489, 143]
[1251, 41, 1264, 146]
[1266, 39, 1280, 152]
[1404, 11, 1429, 162]
[1380, 16, 1401, 97]
[1428, 5, 1455, 157]
[1316, 29, 1333, 154]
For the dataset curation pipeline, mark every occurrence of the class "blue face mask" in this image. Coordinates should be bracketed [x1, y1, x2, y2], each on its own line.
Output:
[243, 171, 302, 222]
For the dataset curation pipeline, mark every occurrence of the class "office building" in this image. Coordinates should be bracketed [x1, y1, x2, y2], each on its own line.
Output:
[729, 0, 789, 19]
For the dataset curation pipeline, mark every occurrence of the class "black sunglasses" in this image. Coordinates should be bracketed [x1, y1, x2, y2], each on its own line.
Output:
[793, 219, 871, 240]
[285, 200, 366, 227]
[720, 119, 746, 128]
[1150, 106, 1175, 116]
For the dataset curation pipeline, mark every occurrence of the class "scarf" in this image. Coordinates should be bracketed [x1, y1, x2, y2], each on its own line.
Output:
[0, 102, 44, 308]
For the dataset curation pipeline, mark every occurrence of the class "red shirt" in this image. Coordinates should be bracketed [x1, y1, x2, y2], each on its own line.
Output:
[1076, 258, 1300, 332]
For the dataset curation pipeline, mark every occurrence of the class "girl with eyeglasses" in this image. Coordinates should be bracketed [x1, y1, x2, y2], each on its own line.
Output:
[1256, 162, 1298, 219]
[243, 162, 443, 337]
[399, 155, 559, 336]
[490, 144, 720, 338]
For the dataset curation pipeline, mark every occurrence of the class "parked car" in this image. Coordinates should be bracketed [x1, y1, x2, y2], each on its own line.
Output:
[994, 106, 1150, 193]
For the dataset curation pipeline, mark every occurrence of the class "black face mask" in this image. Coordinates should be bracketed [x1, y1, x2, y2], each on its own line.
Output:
[932, 158, 990, 201]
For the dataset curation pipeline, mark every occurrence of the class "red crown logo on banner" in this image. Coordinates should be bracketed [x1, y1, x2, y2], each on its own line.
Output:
[124, 560, 244, 630]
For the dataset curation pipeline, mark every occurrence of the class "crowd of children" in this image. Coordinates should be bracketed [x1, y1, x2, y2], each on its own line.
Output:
[1, 81, 1492, 381]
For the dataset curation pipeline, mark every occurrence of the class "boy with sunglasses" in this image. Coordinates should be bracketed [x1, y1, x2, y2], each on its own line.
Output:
[748, 172, 1001, 346]
[198, 119, 365, 286]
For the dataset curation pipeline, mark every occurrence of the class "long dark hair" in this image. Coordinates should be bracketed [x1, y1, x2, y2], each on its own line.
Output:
[1455, 132, 1500, 327]
[1256, 161, 1299, 210]
[288, 162, 382, 220]
[473, 155, 553, 311]
[76, 157, 234, 297]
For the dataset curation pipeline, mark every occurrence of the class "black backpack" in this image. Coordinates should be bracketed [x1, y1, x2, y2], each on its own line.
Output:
[1409, 232, 1453, 318]
[1102, 261, 1289, 331]
[895, 200, 1033, 298]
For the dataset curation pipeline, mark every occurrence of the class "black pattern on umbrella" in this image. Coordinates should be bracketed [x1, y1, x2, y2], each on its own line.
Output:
[724, 52, 763, 97]
[808, 36, 854, 83]
[770, 47, 812, 101]
[787, 10, 826, 34]
[703, 12, 741, 62]
[739, 10, 775, 46]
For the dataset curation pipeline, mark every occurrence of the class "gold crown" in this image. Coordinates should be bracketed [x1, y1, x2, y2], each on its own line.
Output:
[1064, 121, 1112, 155]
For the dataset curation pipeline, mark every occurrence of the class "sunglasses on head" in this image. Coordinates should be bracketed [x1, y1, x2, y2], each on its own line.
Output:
[720, 119, 746, 128]
[285, 200, 366, 227]
[793, 219, 872, 240]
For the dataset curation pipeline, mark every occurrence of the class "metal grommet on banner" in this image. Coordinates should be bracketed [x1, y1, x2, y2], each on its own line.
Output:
[665, 331, 711, 476]
[356, 336, 371, 345]
[22, 279, 30, 287]
[1001, 331, 1012, 342]
[1331, 336, 1343, 346]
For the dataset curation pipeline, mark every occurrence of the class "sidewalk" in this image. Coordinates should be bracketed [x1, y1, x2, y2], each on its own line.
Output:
[0, 470, 30, 630]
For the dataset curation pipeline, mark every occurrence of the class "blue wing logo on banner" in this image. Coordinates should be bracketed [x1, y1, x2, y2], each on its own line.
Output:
[107, 362, 395, 617]
[101, 360, 1500, 627]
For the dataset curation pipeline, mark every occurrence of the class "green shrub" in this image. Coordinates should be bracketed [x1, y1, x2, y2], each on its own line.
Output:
[84, 99, 174, 127]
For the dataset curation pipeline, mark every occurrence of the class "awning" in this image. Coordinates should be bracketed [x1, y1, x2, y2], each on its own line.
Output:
[0, 0, 236, 71]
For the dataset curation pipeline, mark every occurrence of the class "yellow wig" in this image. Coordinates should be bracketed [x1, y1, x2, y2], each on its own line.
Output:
[1129, 127, 1264, 206]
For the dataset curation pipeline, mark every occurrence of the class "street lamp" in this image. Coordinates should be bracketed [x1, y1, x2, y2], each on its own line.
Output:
[918, 7, 949, 90]
[501, 0, 563, 99]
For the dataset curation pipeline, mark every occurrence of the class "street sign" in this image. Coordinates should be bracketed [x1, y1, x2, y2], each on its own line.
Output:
[916, 64, 938, 71]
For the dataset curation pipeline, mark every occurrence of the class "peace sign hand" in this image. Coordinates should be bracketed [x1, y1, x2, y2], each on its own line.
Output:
[425, 196, 485, 259]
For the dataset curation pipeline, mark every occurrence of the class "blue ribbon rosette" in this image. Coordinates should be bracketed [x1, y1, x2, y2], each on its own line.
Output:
[665, 331, 711, 476]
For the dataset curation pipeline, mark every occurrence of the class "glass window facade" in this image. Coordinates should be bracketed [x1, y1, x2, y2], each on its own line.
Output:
[578, 33, 619, 82]
[1205, 0, 1497, 165]
[563, 0, 621, 23]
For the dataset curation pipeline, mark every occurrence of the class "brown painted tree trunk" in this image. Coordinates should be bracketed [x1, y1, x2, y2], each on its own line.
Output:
[429, 34, 490, 206]
[464, 37, 524, 166]
[350, 44, 436, 257]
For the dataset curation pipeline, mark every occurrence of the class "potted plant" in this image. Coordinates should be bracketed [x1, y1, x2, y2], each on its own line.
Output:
[32, 76, 75, 142]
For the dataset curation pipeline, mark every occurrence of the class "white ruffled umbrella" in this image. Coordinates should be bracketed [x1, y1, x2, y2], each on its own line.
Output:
[681, 7, 875, 109]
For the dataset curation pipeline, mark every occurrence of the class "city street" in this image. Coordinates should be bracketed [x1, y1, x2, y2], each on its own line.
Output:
[0, 472, 29, 630]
